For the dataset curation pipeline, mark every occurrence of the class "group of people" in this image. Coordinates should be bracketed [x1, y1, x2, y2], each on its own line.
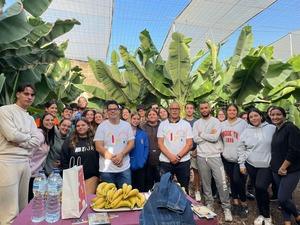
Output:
[0, 83, 299, 225]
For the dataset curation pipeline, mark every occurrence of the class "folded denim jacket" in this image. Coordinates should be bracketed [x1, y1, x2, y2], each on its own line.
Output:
[140, 172, 195, 225]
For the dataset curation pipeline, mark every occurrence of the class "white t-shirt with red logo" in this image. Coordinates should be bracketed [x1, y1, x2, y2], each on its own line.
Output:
[157, 119, 193, 163]
[94, 120, 134, 172]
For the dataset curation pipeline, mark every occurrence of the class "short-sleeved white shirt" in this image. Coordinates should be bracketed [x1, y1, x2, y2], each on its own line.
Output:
[157, 119, 193, 163]
[94, 120, 134, 172]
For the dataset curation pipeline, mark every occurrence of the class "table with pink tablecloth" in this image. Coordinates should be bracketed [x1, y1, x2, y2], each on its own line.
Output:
[12, 195, 218, 225]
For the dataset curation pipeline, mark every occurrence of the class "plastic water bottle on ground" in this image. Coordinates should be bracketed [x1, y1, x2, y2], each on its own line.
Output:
[45, 169, 61, 223]
[31, 170, 47, 223]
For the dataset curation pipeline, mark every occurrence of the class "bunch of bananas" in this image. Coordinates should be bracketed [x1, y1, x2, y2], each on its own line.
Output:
[91, 182, 146, 210]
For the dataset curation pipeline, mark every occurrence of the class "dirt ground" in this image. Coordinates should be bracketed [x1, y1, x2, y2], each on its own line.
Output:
[189, 176, 300, 225]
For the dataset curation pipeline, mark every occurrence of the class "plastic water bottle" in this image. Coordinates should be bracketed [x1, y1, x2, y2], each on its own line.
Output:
[31, 170, 47, 222]
[45, 170, 61, 223]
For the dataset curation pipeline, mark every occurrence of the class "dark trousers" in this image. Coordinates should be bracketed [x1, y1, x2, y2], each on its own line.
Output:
[223, 159, 247, 202]
[145, 163, 160, 191]
[273, 171, 300, 221]
[131, 166, 147, 192]
[246, 163, 272, 218]
[160, 160, 190, 194]
[28, 177, 34, 202]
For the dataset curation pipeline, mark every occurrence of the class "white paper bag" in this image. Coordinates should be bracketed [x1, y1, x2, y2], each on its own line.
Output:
[62, 157, 87, 219]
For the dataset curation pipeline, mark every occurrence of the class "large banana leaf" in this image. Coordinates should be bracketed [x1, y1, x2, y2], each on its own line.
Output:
[122, 70, 140, 102]
[88, 58, 131, 104]
[0, 73, 5, 93]
[37, 19, 80, 47]
[263, 61, 293, 89]
[0, 43, 64, 70]
[22, 0, 52, 17]
[0, 1, 33, 44]
[223, 26, 253, 85]
[165, 33, 191, 100]
[73, 84, 108, 100]
[120, 46, 174, 98]
[268, 79, 300, 101]
[189, 75, 213, 100]
[288, 55, 300, 72]
[230, 55, 268, 105]
[110, 51, 128, 88]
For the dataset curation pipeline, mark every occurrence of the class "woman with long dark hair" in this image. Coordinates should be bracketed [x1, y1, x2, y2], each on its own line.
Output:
[270, 106, 300, 225]
[29, 113, 55, 201]
[238, 108, 276, 225]
[61, 118, 99, 194]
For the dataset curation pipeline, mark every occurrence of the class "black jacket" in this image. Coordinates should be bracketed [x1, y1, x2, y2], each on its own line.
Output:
[61, 136, 99, 179]
[141, 122, 160, 166]
[271, 122, 300, 173]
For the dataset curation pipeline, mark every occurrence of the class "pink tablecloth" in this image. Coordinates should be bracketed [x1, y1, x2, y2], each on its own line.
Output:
[12, 195, 218, 225]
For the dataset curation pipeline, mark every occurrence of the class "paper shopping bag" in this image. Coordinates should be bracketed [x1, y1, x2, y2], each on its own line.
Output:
[62, 157, 87, 219]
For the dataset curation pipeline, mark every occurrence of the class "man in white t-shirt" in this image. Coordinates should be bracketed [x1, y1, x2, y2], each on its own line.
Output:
[94, 100, 134, 188]
[157, 102, 193, 193]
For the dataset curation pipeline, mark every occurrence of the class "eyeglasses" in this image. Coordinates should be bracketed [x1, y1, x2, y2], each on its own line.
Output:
[107, 108, 119, 111]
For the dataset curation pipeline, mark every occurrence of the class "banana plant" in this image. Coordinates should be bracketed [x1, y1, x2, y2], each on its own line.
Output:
[0, 0, 80, 106]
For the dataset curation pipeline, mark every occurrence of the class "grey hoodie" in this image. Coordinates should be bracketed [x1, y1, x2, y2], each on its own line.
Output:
[237, 122, 276, 168]
[221, 118, 248, 162]
[193, 116, 223, 158]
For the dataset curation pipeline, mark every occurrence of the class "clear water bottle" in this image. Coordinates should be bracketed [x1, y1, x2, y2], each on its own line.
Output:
[45, 170, 61, 223]
[31, 170, 47, 223]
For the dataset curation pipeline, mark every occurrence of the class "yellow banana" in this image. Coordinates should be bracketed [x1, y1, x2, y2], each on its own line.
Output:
[122, 183, 128, 192]
[114, 200, 132, 209]
[102, 183, 116, 196]
[126, 189, 139, 198]
[111, 188, 123, 201]
[127, 196, 138, 207]
[93, 201, 105, 209]
[91, 196, 99, 203]
[110, 195, 123, 208]
[136, 193, 146, 207]
[96, 182, 108, 194]
[94, 197, 105, 205]
[104, 201, 111, 209]
[106, 187, 117, 202]
[123, 184, 132, 199]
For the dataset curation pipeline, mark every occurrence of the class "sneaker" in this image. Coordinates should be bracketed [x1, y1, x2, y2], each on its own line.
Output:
[264, 217, 273, 225]
[195, 191, 201, 202]
[254, 215, 265, 225]
[224, 209, 233, 222]
[239, 205, 248, 218]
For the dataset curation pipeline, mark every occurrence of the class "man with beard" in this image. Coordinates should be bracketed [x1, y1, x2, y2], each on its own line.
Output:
[157, 102, 193, 193]
[0, 84, 43, 224]
[193, 101, 232, 222]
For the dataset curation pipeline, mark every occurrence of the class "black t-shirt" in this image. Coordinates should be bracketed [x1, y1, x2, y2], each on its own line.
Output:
[61, 136, 99, 179]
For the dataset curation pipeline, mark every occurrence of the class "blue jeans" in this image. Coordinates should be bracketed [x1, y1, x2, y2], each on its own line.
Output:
[100, 168, 131, 188]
